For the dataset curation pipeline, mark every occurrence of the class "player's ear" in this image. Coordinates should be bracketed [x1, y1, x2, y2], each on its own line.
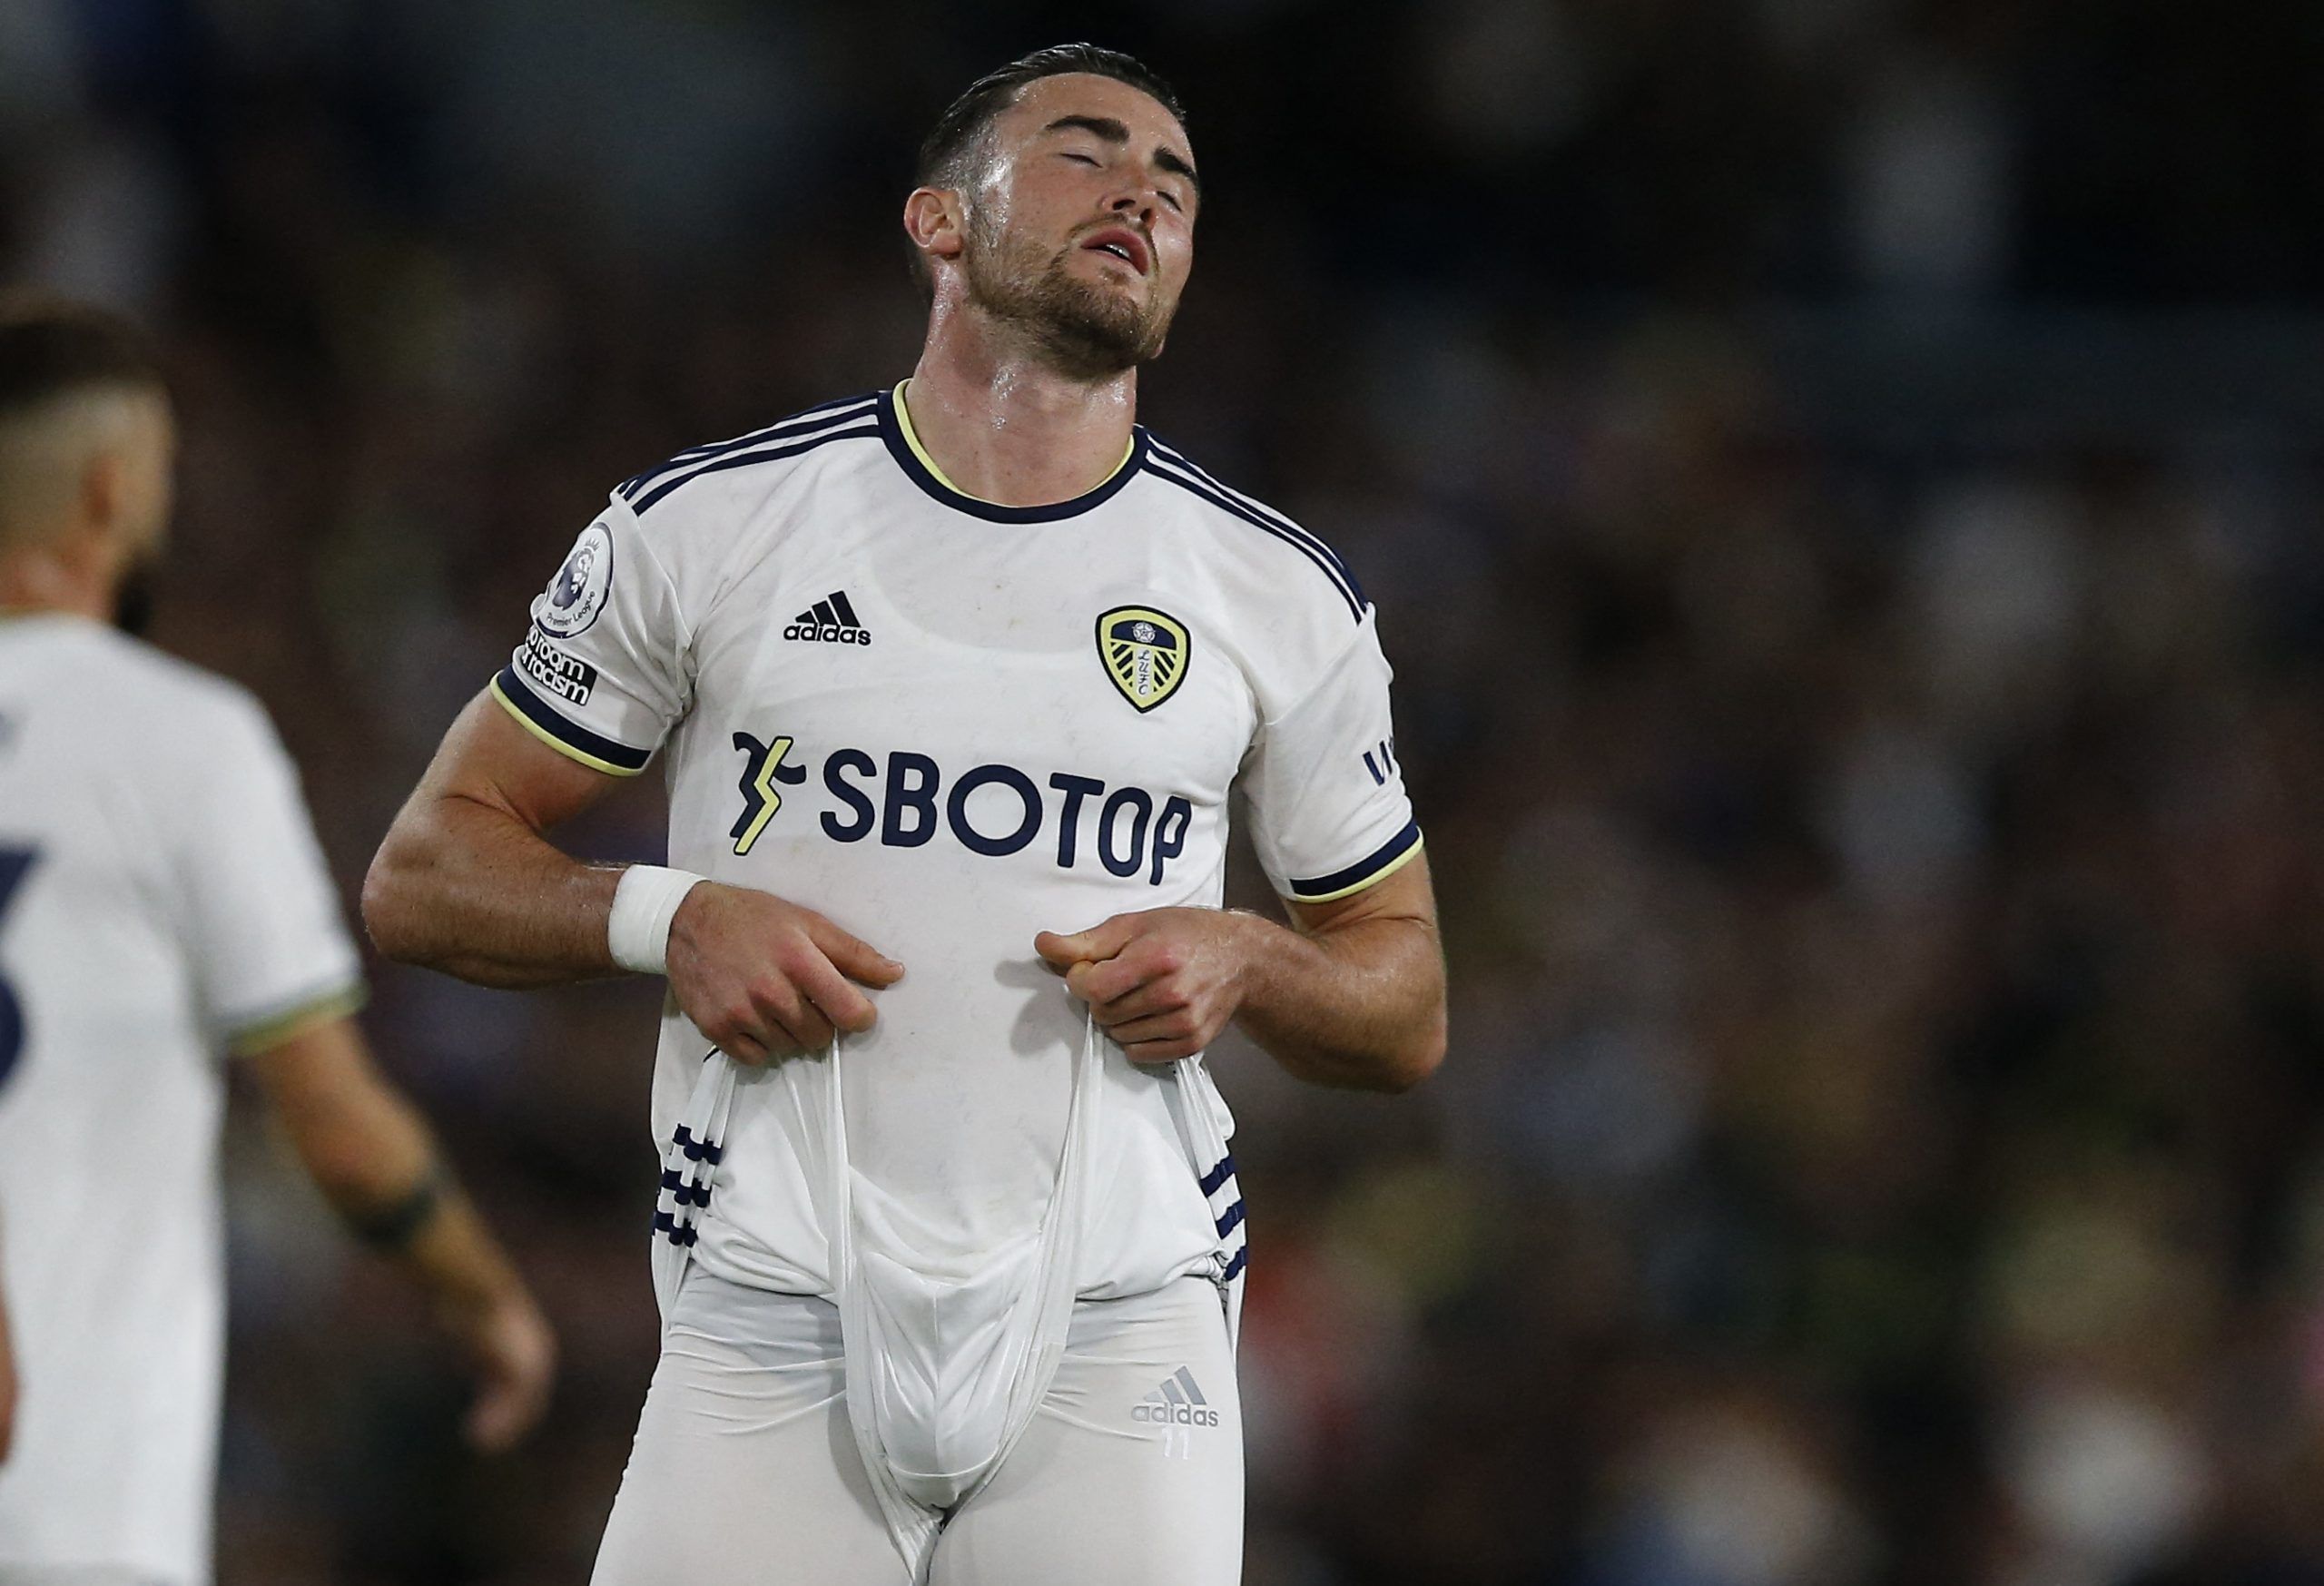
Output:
[76, 446, 130, 542]
[903, 186, 966, 264]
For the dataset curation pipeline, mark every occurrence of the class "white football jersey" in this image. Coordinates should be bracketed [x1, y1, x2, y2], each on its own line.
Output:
[0, 615, 363, 1586]
[494, 385, 1420, 1307]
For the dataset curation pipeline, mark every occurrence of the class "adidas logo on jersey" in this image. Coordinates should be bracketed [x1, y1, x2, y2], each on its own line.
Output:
[783, 590, 872, 645]
[1131, 1366, 1220, 1427]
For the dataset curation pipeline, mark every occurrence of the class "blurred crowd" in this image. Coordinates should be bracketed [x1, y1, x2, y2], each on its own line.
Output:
[11, 1, 2324, 1582]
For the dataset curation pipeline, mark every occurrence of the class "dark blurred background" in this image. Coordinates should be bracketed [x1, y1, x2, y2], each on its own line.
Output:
[14, 1, 2324, 1581]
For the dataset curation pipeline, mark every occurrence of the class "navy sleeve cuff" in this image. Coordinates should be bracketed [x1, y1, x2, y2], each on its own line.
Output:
[490, 666, 653, 775]
[1285, 821, 1423, 902]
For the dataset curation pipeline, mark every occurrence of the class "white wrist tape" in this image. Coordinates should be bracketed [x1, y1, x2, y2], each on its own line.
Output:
[608, 865, 706, 975]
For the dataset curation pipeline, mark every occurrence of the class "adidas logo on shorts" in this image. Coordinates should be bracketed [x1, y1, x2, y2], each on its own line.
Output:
[783, 590, 872, 645]
[1131, 1366, 1220, 1427]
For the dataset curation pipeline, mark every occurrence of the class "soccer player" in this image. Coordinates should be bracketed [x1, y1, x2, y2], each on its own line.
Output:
[0, 298, 556, 1586]
[363, 43, 1443, 1585]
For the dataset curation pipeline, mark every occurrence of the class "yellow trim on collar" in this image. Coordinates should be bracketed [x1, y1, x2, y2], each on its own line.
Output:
[892, 380, 1135, 505]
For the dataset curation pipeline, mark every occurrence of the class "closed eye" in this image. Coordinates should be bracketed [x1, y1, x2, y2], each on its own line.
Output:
[1061, 152, 1099, 166]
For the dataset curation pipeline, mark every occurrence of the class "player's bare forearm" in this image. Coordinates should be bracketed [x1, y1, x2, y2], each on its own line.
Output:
[367, 784, 622, 987]
[251, 1020, 523, 1308]
[249, 1019, 556, 1450]
[1035, 852, 1446, 1093]
[364, 693, 625, 987]
[1235, 895, 1444, 1091]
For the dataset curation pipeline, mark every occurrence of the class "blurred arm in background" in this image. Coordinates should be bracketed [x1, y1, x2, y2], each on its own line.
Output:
[0, 1232, 13, 1463]
[244, 1014, 554, 1451]
[364, 692, 902, 1065]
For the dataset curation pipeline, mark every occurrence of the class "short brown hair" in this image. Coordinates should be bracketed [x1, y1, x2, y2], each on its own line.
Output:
[0, 294, 167, 419]
[917, 43, 1187, 192]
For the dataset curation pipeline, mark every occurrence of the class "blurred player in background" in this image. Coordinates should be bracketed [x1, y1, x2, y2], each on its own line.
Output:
[365, 44, 1443, 1585]
[0, 299, 556, 1586]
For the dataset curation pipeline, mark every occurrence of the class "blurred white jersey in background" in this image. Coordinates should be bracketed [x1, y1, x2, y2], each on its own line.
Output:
[0, 614, 363, 1586]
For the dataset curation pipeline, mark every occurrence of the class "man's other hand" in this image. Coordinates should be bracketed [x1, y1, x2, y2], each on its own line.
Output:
[1035, 908, 1265, 1063]
[443, 1285, 557, 1453]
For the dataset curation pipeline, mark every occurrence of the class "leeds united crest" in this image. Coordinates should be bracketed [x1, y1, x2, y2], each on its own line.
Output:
[1096, 606, 1190, 713]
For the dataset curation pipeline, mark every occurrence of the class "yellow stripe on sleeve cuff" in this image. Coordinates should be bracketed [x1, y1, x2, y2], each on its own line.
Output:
[1284, 823, 1425, 903]
[228, 982, 369, 1057]
[489, 670, 652, 777]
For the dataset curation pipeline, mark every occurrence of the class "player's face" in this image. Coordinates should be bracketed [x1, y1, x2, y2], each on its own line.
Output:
[959, 74, 1199, 376]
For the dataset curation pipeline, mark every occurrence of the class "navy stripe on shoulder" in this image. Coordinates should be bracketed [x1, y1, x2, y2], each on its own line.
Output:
[493, 665, 653, 771]
[617, 394, 881, 502]
[1147, 440, 1366, 604]
[630, 418, 881, 517]
[661, 390, 876, 466]
[1144, 457, 1365, 622]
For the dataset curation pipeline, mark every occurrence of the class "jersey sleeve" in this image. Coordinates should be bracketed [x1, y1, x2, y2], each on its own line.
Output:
[1242, 614, 1423, 903]
[178, 695, 366, 1054]
[489, 494, 689, 775]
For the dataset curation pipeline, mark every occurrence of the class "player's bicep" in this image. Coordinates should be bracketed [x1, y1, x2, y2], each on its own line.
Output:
[419, 687, 627, 837]
[243, 1016, 430, 1202]
[366, 693, 634, 978]
[242, 1013, 377, 1114]
[1284, 847, 1436, 940]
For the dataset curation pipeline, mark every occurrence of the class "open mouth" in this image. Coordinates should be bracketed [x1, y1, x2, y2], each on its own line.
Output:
[1080, 227, 1151, 275]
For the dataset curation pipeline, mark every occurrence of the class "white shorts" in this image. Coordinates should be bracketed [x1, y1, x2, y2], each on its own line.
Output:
[590, 1269, 1243, 1585]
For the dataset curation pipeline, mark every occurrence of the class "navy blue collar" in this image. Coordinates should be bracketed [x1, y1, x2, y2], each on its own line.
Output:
[875, 386, 1149, 524]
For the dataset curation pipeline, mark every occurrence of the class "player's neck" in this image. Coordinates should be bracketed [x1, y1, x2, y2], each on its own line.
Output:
[0, 551, 113, 623]
[905, 319, 1138, 508]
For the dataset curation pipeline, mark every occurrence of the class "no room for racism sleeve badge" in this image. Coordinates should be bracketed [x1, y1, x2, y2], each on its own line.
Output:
[1097, 606, 1191, 713]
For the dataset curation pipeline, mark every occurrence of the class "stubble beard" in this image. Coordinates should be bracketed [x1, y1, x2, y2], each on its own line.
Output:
[962, 212, 1171, 379]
